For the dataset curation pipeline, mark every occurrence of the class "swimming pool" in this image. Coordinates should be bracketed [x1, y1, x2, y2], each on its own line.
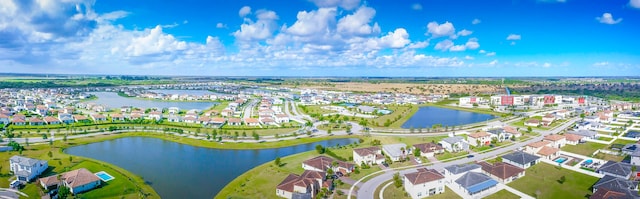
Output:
[584, 159, 593, 165]
[554, 157, 568, 163]
[95, 171, 115, 182]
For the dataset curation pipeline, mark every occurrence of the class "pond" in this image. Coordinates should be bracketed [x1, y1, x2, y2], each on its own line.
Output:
[87, 92, 218, 110]
[401, 106, 497, 128]
[65, 137, 358, 199]
[148, 89, 224, 96]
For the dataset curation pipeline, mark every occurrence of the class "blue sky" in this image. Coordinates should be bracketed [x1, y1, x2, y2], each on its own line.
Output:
[1, 0, 639, 76]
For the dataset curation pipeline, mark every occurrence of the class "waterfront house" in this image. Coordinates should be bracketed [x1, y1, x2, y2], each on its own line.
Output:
[110, 114, 125, 122]
[245, 118, 260, 126]
[210, 117, 226, 126]
[58, 113, 74, 124]
[439, 136, 469, 152]
[403, 168, 445, 198]
[221, 109, 234, 117]
[167, 115, 182, 123]
[198, 116, 211, 125]
[0, 114, 9, 125]
[228, 118, 242, 126]
[73, 115, 90, 123]
[353, 146, 385, 166]
[183, 115, 198, 124]
[501, 151, 540, 169]
[382, 143, 408, 162]
[412, 143, 444, 158]
[302, 156, 355, 174]
[543, 134, 567, 148]
[90, 114, 106, 122]
[477, 161, 525, 184]
[147, 111, 163, 121]
[276, 170, 325, 199]
[38, 168, 101, 194]
[597, 161, 633, 179]
[11, 118, 26, 126]
[9, 156, 48, 182]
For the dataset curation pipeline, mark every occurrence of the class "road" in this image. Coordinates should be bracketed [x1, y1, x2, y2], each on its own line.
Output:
[242, 99, 257, 119]
[350, 117, 580, 199]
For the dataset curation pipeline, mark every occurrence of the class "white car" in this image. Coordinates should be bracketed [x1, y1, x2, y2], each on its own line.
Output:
[10, 180, 20, 189]
[415, 158, 422, 164]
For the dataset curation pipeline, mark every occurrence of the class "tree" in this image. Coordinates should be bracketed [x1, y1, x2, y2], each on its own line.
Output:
[327, 129, 332, 135]
[393, 172, 402, 188]
[414, 148, 421, 157]
[48, 151, 53, 158]
[253, 132, 260, 140]
[69, 156, 73, 163]
[496, 156, 503, 162]
[63, 134, 68, 142]
[327, 168, 334, 175]
[42, 133, 48, 140]
[316, 145, 325, 154]
[558, 175, 566, 184]
[25, 137, 29, 146]
[274, 156, 282, 167]
[242, 131, 247, 137]
[527, 126, 532, 133]
[58, 185, 71, 199]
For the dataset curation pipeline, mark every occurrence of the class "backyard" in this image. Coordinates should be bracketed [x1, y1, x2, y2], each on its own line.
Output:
[561, 142, 608, 156]
[508, 163, 599, 199]
[483, 189, 520, 199]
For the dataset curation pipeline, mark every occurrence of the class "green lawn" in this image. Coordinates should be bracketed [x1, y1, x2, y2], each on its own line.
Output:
[597, 137, 614, 141]
[436, 151, 469, 161]
[593, 152, 627, 162]
[483, 189, 520, 199]
[373, 180, 410, 199]
[561, 142, 607, 156]
[509, 163, 599, 199]
[69, 161, 147, 199]
[427, 187, 463, 199]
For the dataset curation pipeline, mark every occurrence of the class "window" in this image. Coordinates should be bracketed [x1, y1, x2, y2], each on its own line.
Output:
[417, 192, 422, 196]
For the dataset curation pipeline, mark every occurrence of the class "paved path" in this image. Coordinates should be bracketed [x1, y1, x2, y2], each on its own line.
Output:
[497, 184, 535, 199]
[378, 181, 393, 199]
[349, 117, 580, 199]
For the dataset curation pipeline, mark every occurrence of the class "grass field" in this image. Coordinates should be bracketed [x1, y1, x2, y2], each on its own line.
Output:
[509, 163, 599, 199]
[373, 180, 410, 199]
[483, 189, 520, 199]
[427, 187, 463, 199]
[593, 152, 627, 162]
[561, 142, 608, 156]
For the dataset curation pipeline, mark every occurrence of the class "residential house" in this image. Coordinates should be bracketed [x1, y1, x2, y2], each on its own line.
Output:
[542, 114, 556, 126]
[412, 143, 444, 158]
[487, 129, 513, 142]
[468, 131, 492, 147]
[525, 119, 540, 127]
[382, 143, 408, 162]
[210, 117, 226, 126]
[276, 170, 326, 199]
[565, 134, 585, 145]
[38, 168, 101, 194]
[525, 141, 559, 160]
[454, 172, 499, 197]
[0, 114, 9, 125]
[353, 147, 385, 166]
[90, 114, 106, 122]
[244, 118, 260, 126]
[28, 117, 45, 126]
[73, 115, 89, 123]
[221, 109, 234, 117]
[183, 115, 198, 124]
[9, 156, 48, 182]
[543, 134, 567, 148]
[357, 105, 375, 114]
[403, 168, 445, 198]
[576, 121, 602, 131]
[591, 175, 640, 199]
[567, 130, 599, 139]
[631, 151, 640, 166]
[503, 126, 522, 138]
[120, 106, 132, 113]
[260, 118, 277, 125]
[167, 107, 180, 114]
[597, 161, 633, 179]
[228, 118, 242, 126]
[11, 118, 26, 126]
[439, 136, 469, 152]
[110, 114, 125, 122]
[302, 156, 355, 174]
[198, 116, 211, 125]
[477, 161, 525, 184]
[274, 114, 290, 123]
[147, 111, 163, 121]
[44, 116, 60, 125]
[443, 164, 482, 184]
[501, 151, 540, 169]
[58, 113, 74, 124]
[167, 115, 182, 123]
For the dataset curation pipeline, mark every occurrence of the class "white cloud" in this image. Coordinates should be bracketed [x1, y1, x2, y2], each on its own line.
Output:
[593, 62, 611, 66]
[543, 62, 552, 68]
[489, 60, 498, 66]
[510, 41, 516, 45]
[472, 18, 481, 25]
[376, 28, 410, 49]
[309, 0, 361, 10]
[631, 0, 640, 8]
[99, 11, 130, 21]
[337, 6, 380, 37]
[506, 34, 521, 40]
[239, 6, 252, 17]
[125, 25, 187, 57]
[233, 10, 279, 41]
[411, 3, 423, 10]
[457, 29, 473, 37]
[464, 56, 474, 60]
[486, 52, 496, 56]
[408, 41, 429, 49]
[597, 13, 622, 25]
[426, 21, 455, 38]
[434, 40, 454, 51]
[465, 38, 480, 50]
[286, 8, 336, 37]
[216, 23, 227, 29]
[449, 45, 466, 52]
[479, 50, 486, 54]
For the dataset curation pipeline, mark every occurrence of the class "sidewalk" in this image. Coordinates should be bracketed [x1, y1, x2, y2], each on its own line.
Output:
[496, 184, 535, 199]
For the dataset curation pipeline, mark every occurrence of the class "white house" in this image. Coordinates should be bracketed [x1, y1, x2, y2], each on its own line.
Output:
[439, 136, 469, 152]
[9, 156, 48, 182]
[38, 168, 101, 194]
[403, 168, 445, 198]
[467, 131, 492, 147]
[353, 147, 385, 166]
[382, 143, 408, 162]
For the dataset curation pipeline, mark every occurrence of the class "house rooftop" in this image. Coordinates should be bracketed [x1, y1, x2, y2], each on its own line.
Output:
[382, 143, 407, 157]
[404, 168, 444, 185]
[353, 146, 381, 157]
[598, 161, 632, 178]
[445, 164, 481, 175]
[455, 172, 499, 194]
[501, 151, 540, 165]
[544, 134, 565, 141]
[527, 140, 551, 148]
[477, 161, 525, 180]
[10, 156, 46, 167]
[537, 146, 560, 156]
[592, 175, 640, 199]
[469, 131, 491, 138]
[442, 136, 465, 144]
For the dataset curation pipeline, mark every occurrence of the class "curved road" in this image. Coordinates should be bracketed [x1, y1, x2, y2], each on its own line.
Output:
[350, 117, 580, 199]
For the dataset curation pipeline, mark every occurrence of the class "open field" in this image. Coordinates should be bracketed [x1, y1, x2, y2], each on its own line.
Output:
[483, 189, 520, 199]
[561, 142, 608, 156]
[508, 163, 599, 199]
[373, 180, 410, 199]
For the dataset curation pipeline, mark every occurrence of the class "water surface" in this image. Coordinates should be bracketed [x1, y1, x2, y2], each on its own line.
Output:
[87, 92, 217, 110]
[401, 106, 497, 128]
[66, 137, 358, 199]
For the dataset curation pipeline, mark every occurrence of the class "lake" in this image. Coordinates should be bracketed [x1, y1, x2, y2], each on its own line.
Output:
[65, 137, 358, 199]
[401, 106, 497, 128]
[87, 92, 218, 110]
[148, 89, 222, 96]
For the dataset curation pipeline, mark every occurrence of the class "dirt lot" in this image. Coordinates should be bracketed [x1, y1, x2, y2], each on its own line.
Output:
[297, 82, 508, 95]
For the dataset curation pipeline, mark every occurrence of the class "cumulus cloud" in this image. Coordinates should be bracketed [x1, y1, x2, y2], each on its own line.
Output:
[543, 62, 552, 67]
[411, 3, 423, 10]
[597, 13, 622, 24]
[426, 21, 455, 38]
[434, 40, 454, 51]
[308, 0, 361, 10]
[125, 26, 187, 57]
[465, 38, 480, 50]
[486, 52, 496, 56]
[464, 56, 474, 60]
[376, 28, 410, 48]
[239, 6, 252, 17]
[631, 0, 640, 8]
[449, 45, 466, 52]
[457, 29, 473, 37]
[286, 8, 336, 37]
[216, 23, 227, 29]
[233, 10, 279, 41]
[408, 41, 429, 49]
[472, 18, 481, 25]
[506, 34, 521, 40]
[336, 6, 380, 37]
